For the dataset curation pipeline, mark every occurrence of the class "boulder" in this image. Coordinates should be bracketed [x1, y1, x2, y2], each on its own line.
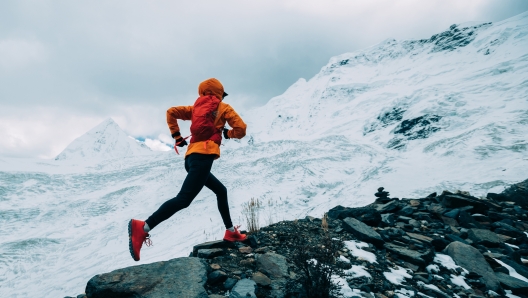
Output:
[495, 272, 528, 295]
[342, 217, 385, 247]
[198, 248, 224, 259]
[251, 272, 272, 287]
[444, 241, 500, 291]
[256, 252, 289, 279]
[208, 270, 228, 285]
[406, 232, 433, 243]
[496, 178, 528, 207]
[85, 257, 208, 298]
[193, 240, 235, 257]
[468, 229, 502, 247]
[374, 201, 401, 213]
[384, 243, 434, 267]
[328, 206, 381, 226]
[440, 194, 490, 214]
[230, 279, 257, 298]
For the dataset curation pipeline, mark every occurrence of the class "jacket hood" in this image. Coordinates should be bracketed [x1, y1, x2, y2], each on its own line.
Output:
[198, 78, 224, 101]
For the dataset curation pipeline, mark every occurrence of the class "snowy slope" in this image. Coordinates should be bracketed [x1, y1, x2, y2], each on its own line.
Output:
[55, 118, 152, 162]
[1, 12, 528, 298]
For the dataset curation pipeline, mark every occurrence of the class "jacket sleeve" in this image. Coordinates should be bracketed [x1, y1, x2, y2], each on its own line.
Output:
[224, 104, 247, 139]
[167, 106, 193, 138]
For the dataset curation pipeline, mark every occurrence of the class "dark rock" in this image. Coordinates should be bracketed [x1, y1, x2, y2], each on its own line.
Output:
[193, 240, 235, 257]
[198, 248, 224, 259]
[489, 211, 516, 221]
[444, 241, 500, 291]
[440, 194, 490, 214]
[458, 211, 482, 229]
[397, 216, 412, 223]
[432, 237, 450, 251]
[427, 203, 446, 215]
[375, 201, 401, 213]
[492, 222, 524, 238]
[398, 206, 414, 216]
[441, 216, 459, 227]
[247, 235, 259, 248]
[251, 272, 272, 287]
[381, 213, 396, 226]
[498, 178, 528, 208]
[495, 272, 528, 295]
[256, 252, 288, 279]
[494, 266, 510, 274]
[224, 278, 237, 290]
[445, 234, 469, 245]
[208, 270, 228, 285]
[409, 219, 421, 228]
[85, 257, 208, 298]
[468, 229, 502, 247]
[328, 206, 382, 226]
[384, 243, 434, 267]
[230, 279, 257, 298]
[342, 217, 385, 247]
[443, 209, 460, 218]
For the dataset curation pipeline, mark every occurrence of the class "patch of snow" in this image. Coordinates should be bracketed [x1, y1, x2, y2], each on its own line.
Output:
[450, 274, 471, 290]
[505, 243, 519, 249]
[494, 258, 528, 282]
[434, 254, 468, 275]
[344, 240, 377, 263]
[505, 290, 522, 298]
[395, 288, 415, 298]
[345, 265, 372, 279]
[384, 266, 412, 285]
[339, 255, 351, 263]
[426, 264, 439, 274]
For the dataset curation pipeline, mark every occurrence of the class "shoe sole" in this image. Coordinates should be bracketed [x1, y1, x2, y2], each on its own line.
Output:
[128, 219, 139, 261]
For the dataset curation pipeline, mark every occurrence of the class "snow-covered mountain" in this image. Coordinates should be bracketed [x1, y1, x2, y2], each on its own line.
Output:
[1, 12, 527, 298]
[55, 118, 152, 161]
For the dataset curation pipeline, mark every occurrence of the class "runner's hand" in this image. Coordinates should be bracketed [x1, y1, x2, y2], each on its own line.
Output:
[175, 137, 187, 147]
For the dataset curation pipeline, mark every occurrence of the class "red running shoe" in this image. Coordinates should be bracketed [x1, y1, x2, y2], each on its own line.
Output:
[128, 219, 152, 261]
[223, 225, 247, 242]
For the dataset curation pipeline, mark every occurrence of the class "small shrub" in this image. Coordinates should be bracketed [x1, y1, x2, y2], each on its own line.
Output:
[287, 229, 344, 298]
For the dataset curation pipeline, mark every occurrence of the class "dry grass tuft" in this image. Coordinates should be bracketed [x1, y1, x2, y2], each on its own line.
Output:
[242, 197, 261, 233]
[321, 213, 329, 232]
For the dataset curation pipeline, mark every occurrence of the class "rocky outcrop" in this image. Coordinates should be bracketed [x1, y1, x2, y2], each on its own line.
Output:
[74, 179, 528, 298]
[85, 257, 208, 298]
[489, 178, 528, 207]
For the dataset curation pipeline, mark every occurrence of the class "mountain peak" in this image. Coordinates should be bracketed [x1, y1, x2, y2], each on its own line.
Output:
[55, 118, 151, 161]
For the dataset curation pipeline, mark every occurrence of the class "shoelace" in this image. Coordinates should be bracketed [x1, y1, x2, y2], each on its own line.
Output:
[144, 234, 153, 247]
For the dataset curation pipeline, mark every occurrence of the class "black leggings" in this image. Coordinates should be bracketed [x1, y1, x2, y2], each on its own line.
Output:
[145, 153, 233, 230]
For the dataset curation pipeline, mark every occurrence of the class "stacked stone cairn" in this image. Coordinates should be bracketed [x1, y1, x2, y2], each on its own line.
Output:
[73, 179, 528, 298]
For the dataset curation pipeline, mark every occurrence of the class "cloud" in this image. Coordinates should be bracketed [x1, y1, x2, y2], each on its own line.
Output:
[143, 138, 171, 152]
[0, 0, 527, 158]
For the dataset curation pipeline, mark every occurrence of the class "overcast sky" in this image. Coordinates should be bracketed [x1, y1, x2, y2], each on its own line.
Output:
[1, 0, 527, 159]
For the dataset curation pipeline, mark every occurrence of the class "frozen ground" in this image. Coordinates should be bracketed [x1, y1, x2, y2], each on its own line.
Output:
[1, 11, 528, 297]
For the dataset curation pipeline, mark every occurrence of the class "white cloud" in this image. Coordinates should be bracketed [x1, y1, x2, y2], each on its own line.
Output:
[143, 138, 171, 152]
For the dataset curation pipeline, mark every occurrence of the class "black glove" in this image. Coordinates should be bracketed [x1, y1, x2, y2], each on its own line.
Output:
[175, 137, 187, 147]
[223, 128, 230, 139]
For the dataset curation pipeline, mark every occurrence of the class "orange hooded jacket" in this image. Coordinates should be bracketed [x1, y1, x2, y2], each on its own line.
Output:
[166, 78, 247, 159]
